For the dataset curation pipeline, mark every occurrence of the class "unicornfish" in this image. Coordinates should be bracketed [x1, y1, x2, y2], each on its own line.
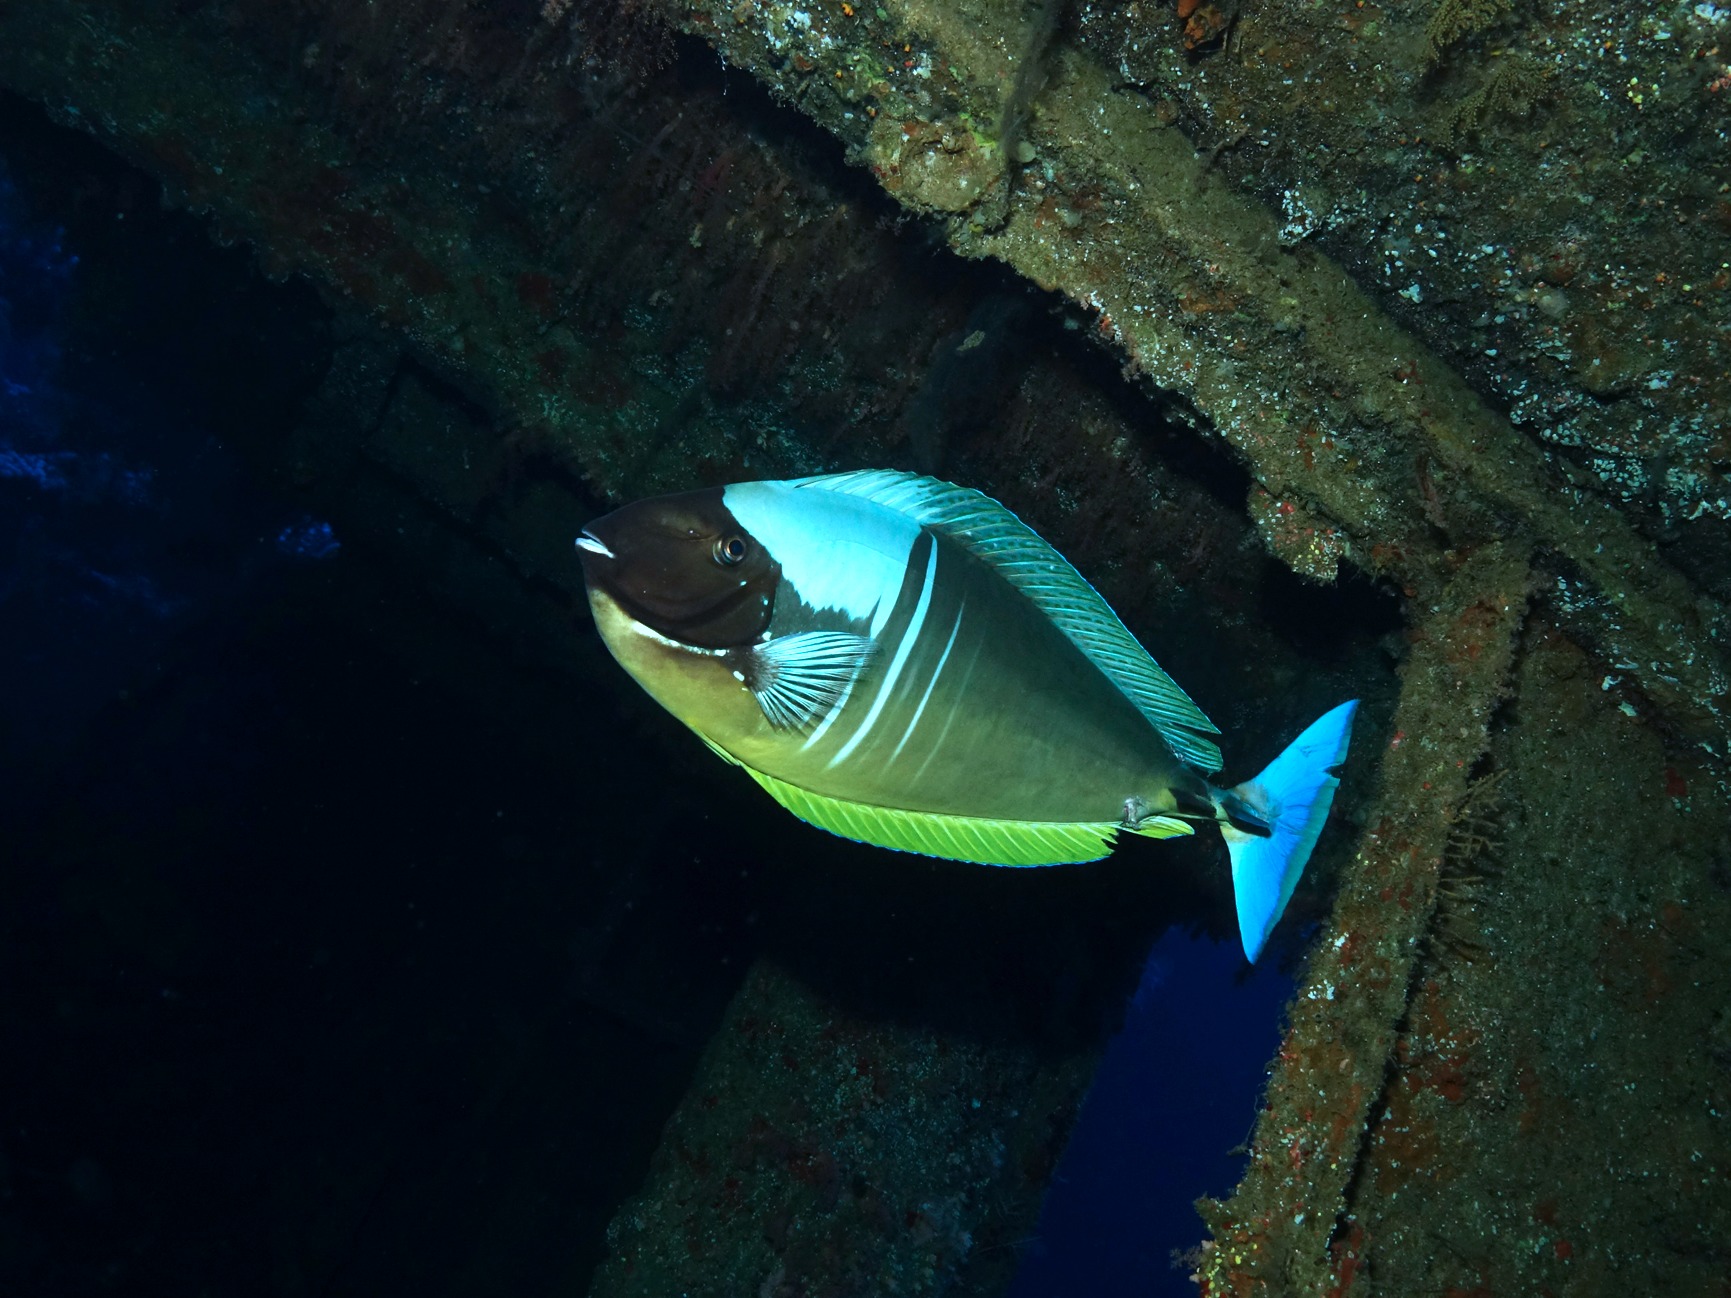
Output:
[575, 470, 1357, 961]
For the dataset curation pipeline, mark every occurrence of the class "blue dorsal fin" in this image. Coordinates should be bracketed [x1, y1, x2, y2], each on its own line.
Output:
[789, 470, 1223, 772]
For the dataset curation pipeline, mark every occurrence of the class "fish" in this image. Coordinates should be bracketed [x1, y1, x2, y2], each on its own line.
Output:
[575, 470, 1357, 962]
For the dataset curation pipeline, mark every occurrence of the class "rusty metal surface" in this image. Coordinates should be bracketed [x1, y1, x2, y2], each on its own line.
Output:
[630, 3, 1731, 1290]
[662, 0, 1727, 743]
[5, 1, 1727, 1294]
[590, 959, 1089, 1298]
[1196, 542, 1534, 1292]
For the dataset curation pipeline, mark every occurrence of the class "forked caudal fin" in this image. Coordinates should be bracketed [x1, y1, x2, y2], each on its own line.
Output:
[1216, 700, 1359, 963]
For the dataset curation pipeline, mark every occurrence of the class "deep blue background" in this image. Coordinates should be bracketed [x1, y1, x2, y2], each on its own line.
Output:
[0, 140, 332, 825]
[1007, 928, 1292, 1296]
[1, 97, 1298, 1296]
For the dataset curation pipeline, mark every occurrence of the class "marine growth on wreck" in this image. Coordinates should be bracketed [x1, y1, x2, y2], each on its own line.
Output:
[0, 0, 1726, 1294]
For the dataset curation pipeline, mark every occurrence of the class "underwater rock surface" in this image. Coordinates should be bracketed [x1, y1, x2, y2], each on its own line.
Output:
[1, 0, 1727, 1294]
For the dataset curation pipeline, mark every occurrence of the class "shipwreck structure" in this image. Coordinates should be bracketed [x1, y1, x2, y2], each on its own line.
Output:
[3, 0, 1726, 1292]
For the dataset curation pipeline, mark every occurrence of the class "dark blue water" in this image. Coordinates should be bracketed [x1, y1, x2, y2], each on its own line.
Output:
[1007, 928, 1293, 1296]
[1, 100, 1296, 1298]
[0, 141, 333, 824]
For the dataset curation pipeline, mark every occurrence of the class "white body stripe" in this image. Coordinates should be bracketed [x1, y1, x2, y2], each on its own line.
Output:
[829, 539, 939, 766]
[724, 480, 918, 634]
[908, 629, 983, 785]
[890, 599, 964, 761]
[801, 669, 861, 749]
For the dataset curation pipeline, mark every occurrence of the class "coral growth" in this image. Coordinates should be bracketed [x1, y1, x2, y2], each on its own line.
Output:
[1424, 0, 1516, 62]
[1432, 53, 1549, 146]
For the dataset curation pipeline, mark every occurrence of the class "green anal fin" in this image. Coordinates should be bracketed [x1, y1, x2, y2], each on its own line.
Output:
[1129, 816, 1195, 841]
[740, 764, 1120, 867]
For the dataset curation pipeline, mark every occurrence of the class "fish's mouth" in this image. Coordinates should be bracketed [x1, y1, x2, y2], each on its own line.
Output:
[575, 530, 615, 559]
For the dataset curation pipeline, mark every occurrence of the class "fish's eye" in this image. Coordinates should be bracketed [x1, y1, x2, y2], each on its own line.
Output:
[713, 535, 748, 566]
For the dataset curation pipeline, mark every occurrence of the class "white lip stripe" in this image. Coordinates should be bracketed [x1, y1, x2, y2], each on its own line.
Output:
[829, 539, 939, 768]
[889, 598, 964, 762]
[575, 532, 614, 558]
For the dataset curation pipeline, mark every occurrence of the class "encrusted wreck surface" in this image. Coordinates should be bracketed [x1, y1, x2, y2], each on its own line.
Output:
[4, 0, 1726, 1293]
[631, 1, 1731, 1290]
[666, 0, 1727, 738]
[589, 959, 1089, 1298]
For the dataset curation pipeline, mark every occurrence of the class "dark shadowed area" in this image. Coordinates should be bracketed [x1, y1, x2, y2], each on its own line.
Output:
[12, 0, 1720, 1289]
[0, 93, 1320, 1296]
[1007, 929, 1295, 1297]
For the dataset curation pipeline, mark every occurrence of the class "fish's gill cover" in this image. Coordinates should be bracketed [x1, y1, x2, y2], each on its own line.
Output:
[790, 470, 1225, 772]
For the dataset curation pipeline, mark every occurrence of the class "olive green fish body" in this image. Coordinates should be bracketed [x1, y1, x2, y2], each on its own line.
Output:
[614, 526, 1190, 823]
[577, 470, 1356, 961]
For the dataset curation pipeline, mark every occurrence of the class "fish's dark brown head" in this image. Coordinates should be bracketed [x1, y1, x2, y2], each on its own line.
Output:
[577, 487, 778, 648]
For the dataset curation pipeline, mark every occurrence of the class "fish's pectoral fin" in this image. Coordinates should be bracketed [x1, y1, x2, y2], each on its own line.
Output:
[743, 631, 876, 730]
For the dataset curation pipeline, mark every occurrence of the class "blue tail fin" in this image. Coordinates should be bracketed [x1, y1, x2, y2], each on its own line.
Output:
[1217, 701, 1358, 963]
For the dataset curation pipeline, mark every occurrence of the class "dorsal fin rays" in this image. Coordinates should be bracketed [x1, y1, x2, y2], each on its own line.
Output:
[788, 470, 1224, 772]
